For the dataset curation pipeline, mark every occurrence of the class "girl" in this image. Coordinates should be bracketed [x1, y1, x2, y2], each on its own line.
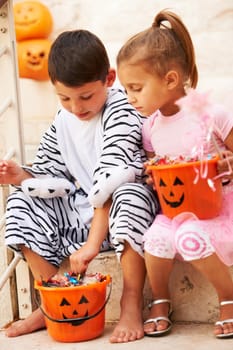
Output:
[117, 9, 233, 339]
[0, 29, 159, 343]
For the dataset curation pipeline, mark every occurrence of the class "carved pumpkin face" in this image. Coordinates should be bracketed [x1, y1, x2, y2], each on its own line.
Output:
[159, 175, 185, 208]
[17, 39, 51, 80]
[14, 1, 53, 41]
[60, 294, 89, 326]
[150, 159, 222, 219]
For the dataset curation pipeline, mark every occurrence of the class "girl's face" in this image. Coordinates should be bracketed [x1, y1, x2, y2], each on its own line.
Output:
[54, 71, 115, 121]
[118, 63, 178, 116]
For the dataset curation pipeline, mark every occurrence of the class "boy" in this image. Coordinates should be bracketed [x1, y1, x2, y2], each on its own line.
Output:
[0, 29, 158, 343]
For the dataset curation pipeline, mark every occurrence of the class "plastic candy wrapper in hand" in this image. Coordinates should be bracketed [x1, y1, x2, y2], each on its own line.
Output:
[39, 272, 106, 288]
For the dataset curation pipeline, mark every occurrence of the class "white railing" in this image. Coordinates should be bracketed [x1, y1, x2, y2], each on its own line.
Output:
[0, 0, 31, 321]
[0, 147, 22, 292]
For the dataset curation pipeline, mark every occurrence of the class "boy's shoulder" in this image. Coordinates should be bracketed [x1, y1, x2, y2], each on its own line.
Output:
[104, 87, 143, 118]
[106, 87, 127, 105]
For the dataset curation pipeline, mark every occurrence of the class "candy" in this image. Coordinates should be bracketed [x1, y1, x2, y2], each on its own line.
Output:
[40, 272, 106, 288]
[148, 154, 216, 166]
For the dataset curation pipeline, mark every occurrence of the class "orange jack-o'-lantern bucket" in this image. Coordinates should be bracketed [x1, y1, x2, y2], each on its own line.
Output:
[35, 275, 111, 342]
[148, 157, 222, 219]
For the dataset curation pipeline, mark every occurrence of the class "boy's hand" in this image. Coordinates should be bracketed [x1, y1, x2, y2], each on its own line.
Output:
[0, 159, 28, 185]
[69, 243, 99, 274]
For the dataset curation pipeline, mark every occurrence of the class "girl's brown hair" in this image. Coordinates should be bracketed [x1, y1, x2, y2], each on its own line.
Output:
[117, 9, 198, 88]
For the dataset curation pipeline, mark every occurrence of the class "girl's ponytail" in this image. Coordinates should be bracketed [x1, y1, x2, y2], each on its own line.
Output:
[153, 10, 198, 87]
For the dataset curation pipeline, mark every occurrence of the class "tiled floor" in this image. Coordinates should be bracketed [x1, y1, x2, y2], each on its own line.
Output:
[1, 323, 233, 350]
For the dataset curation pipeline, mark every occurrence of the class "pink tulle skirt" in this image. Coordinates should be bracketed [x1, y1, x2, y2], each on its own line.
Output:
[144, 183, 233, 266]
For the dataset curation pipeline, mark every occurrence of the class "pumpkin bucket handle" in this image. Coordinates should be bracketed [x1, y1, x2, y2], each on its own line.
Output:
[34, 275, 112, 324]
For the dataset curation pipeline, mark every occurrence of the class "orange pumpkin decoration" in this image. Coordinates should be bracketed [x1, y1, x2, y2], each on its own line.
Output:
[14, 1, 53, 41]
[17, 39, 51, 80]
[149, 157, 222, 219]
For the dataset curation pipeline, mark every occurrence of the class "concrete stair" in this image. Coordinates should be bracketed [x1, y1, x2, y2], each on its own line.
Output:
[1, 323, 233, 350]
[1, 251, 233, 349]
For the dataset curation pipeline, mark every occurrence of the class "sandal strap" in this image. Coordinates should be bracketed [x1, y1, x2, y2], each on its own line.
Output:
[148, 299, 171, 309]
[220, 300, 233, 306]
[144, 316, 172, 326]
[215, 319, 233, 326]
[148, 299, 172, 315]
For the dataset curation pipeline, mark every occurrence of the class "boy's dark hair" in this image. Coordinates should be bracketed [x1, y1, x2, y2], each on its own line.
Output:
[48, 29, 110, 86]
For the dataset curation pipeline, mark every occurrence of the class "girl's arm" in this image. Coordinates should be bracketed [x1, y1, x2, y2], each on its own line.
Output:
[69, 198, 112, 274]
[146, 150, 155, 159]
[144, 150, 155, 187]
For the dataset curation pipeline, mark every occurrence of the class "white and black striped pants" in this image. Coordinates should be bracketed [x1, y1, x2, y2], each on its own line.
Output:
[5, 183, 159, 266]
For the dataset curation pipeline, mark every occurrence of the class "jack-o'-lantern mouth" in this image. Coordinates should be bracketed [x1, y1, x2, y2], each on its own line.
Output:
[162, 193, 185, 208]
[28, 60, 41, 65]
[26, 60, 44, 69]
[62, 310, 89, 326]
[15, 20, 38, 26]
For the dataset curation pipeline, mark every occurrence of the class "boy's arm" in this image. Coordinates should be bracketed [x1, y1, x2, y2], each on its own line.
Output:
[69, 198, 112, 274]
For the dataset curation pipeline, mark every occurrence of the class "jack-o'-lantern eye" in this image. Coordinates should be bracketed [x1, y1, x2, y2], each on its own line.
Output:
[173, 177, 184, 186]
[60, 298, 71, 306]
[78, 295, 89, 304]
[159, 178, 166, 187]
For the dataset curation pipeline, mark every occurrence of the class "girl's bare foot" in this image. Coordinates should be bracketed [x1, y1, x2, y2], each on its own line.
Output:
[5, 308, 46, 337]
[109, 293, 144, 343]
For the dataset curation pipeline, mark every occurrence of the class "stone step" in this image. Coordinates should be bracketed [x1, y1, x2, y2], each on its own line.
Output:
[1, 322, 233, 349]
[60, 251, 233, 324]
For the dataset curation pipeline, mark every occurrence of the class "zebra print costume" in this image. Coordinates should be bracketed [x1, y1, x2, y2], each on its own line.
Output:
[5, 89, 159, 266]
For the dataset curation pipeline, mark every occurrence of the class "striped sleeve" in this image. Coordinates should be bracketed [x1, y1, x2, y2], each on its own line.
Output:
[88, 89, 146, 208]
[23, 114, 74, 182]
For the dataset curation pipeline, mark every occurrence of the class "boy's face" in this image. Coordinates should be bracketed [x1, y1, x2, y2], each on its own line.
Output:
[54, 79, 110, 121]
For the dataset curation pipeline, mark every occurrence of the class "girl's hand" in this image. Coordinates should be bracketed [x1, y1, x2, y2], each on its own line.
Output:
[69, 243, 99, 274]
[144, 161, 156, 189]
[217, 151, 233, 180]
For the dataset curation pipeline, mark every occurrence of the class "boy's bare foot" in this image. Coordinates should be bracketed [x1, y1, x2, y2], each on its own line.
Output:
[109, 293, 144, 343]
[214, 301, 233, 337]
[4, 308, 46, 337]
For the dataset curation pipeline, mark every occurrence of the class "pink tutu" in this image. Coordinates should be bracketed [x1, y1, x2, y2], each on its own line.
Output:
[144, 184, 233, 266]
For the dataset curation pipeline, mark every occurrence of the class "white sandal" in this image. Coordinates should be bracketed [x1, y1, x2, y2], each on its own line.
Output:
[144, 299, 172, 337]
[215, 300, 233, 339]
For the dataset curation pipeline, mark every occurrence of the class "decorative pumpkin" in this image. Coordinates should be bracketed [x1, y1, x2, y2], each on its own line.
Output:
[14, 1, 53, 41]
[149, 158, 222, 219]
[17, 39, 51, 80]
